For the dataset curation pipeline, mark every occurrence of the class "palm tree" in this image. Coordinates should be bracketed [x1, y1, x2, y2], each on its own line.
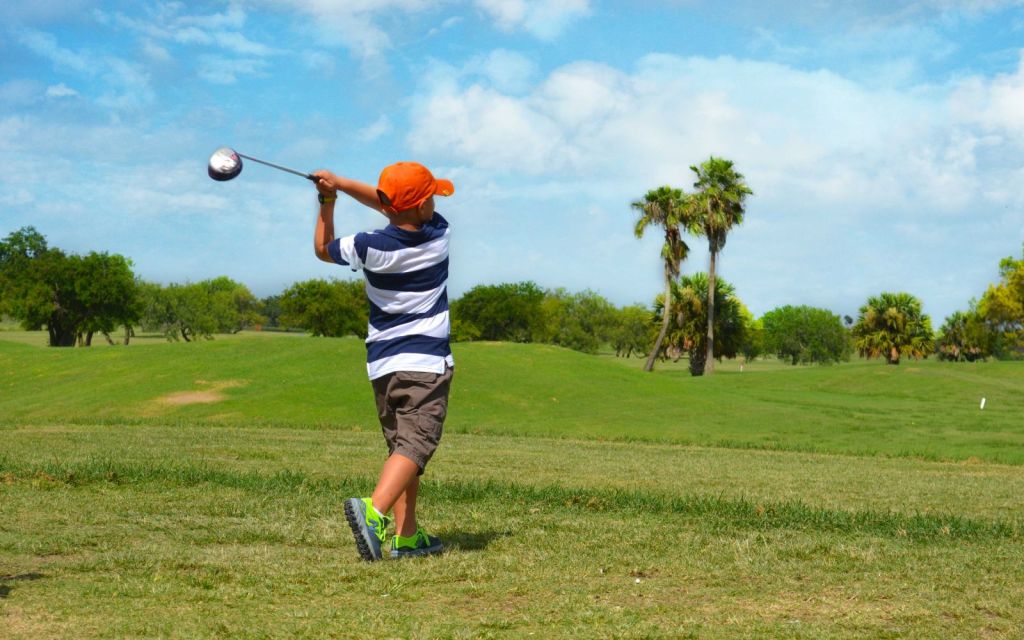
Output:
[632, 186, 689, 372]
[687, 157, 752, 376]
[657, 272, 745, 376]
[852, 292, 934, 364]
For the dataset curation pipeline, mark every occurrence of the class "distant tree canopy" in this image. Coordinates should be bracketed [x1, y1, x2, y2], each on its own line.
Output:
[977, 245, 1024, 358]
[279, 278, 368, 338]
[739, 310, 764, 363]
[140, 277, 262, 341]
[761, 305, 851, 365]
[936, 309, 991, 362]
[538, 288, 618, 354]
[852, 292, 933, 365]
[451, 281, 546, 343]
[450, 282, 652, 356]
[0, 227, 140, 347]
[610, 304, 656, 359]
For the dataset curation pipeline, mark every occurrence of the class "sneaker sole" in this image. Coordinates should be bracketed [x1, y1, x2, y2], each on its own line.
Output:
[390, 542, 444, 559]
[343, 499, 382, 562]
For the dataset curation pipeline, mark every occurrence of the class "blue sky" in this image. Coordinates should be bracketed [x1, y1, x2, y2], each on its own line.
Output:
[2, 1, 1023, 323]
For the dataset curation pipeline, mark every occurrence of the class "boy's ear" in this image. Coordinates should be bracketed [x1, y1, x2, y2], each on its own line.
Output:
[377, 189, 397, 215]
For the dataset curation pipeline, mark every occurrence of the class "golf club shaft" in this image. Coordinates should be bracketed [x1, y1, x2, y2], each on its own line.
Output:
[237, 153, 317, 182]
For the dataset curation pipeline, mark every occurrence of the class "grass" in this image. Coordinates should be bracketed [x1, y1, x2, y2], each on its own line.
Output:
[1, 333, 1022, 463]
[2, 331, 1024, 637]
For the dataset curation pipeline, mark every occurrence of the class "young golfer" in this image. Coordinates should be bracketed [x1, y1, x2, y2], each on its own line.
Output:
[312, 162, 454, 562]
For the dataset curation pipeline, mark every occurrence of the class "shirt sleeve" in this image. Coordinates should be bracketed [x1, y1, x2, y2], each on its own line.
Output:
[327, 234, 363, 270]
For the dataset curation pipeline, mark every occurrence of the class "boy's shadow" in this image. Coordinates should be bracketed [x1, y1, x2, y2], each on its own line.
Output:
[0, 572, 45, 598]
[443, 529, 511, 552]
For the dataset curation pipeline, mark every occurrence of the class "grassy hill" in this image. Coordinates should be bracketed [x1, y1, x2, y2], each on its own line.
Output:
[1, 333, 1022, 463]
[3, 332, 1024, 638]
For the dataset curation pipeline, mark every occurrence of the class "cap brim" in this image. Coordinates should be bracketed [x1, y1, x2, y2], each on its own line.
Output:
[434, 178, 455, 197]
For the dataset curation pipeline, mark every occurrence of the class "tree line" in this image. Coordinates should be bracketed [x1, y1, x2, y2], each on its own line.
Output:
[2, 227, 1021, 366]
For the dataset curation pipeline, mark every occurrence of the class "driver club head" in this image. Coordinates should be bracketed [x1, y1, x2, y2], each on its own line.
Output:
[208, 147, 243, 181]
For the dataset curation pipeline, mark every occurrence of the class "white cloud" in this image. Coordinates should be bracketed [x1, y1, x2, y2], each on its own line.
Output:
[474, 0, 590, 39]
[357, 115, 393, 142]
[198, 57, 268, 84]
[14, 28, 154, 112]
[263, 0, 437, 61]
[45, 83, 78, 98]
[15, 28, 93, 74]
[406, 51, 1024, 316]
[141, 40, 172, 62]
[952, 52, 1024, 140]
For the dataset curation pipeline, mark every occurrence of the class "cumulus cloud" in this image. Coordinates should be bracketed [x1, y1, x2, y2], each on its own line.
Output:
[409, 52, 1024, 211]
[406, 50, 1024, 315]
[15, 28, 94, 74]
[45, 83, 78, 98]
[14, 28, 153, 112]
[263, 0, 436, 61]
[473, 0, 591, 39]
[96, 3, 282, 82]
[357, 115, 393, 142]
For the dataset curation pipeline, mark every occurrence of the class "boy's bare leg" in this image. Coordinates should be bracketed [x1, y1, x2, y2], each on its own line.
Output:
[391, 476, 420, 538]
[370, 453, 419, 523]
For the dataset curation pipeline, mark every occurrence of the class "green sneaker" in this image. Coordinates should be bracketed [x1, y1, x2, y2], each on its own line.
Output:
[390, 527, 444, 559]
[344, 498, 390, 562]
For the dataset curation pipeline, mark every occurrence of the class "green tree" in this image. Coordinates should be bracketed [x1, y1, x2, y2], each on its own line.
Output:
[661, 272, 746, 376]
[539, 288, 617, 354]
[632, 186, 691, 372]
[0, 227, 139, 347]
[610, 304, 655, 358]
[977, 245, 1024, 358]
[142, 277, 264, 341]
[739, 305, 763, 363]
[450, 281, 545, 342]
[936, 308, 991, 362]
[260, 295, 283, 329]
[686, 157, 753, 375]
[852, 292, 933, 365]
[761, 305, 851, 365]
[280, 278, 368, 338]
[74, 252, 141, 345]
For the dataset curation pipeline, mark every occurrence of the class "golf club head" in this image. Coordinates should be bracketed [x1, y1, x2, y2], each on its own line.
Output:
[208, 147, 242, 181]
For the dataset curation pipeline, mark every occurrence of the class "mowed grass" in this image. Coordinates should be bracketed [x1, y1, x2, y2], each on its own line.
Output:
[1, 333, 1022, 463]
[2, 426, 1023, 638]
[2, 332, 1024, 637]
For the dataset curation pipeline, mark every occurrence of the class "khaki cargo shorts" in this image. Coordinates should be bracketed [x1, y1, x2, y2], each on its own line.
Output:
[371, 366, 453, 474]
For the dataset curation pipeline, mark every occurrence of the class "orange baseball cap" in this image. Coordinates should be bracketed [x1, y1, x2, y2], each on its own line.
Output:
[376, 162, 455, 212]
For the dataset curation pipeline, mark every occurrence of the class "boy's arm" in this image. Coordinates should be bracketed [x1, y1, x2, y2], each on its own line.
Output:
[313, 197, 336, 263]
[312, 170, 381, 263]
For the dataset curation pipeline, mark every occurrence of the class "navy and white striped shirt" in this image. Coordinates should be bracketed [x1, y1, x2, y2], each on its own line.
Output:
[327, 213, 453, 380]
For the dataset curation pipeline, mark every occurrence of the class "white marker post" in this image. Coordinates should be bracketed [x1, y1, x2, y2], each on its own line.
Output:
[980, 397, 986, 410]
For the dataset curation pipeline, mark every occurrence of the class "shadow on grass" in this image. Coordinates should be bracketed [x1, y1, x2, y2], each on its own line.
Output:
[0, 572, 45, 598]
[444, 529, 512, 552]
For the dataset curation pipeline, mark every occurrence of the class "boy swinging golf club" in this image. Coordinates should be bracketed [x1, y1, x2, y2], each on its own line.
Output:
[312, 162, 455, 561]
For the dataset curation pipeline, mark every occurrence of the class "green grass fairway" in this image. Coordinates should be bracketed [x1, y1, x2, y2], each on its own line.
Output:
[2, 333, 1023, 637]
[1, 334, 1022, 463]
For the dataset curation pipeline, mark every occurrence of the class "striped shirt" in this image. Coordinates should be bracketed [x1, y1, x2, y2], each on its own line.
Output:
[327, 213, 453, 380]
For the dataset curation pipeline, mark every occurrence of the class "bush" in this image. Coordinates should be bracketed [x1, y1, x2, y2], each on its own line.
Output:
[762, 305, 851, 365]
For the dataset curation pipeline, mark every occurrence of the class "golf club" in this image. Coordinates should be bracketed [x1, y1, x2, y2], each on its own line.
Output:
[208, 147, 317, 182]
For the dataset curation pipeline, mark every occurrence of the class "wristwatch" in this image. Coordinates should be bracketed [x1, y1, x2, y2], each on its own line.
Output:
[318, 193, 337, 204]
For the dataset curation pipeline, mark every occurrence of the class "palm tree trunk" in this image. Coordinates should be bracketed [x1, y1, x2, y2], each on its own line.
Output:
[704, 248, 717, 375]
[644, 277, 672, 372]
